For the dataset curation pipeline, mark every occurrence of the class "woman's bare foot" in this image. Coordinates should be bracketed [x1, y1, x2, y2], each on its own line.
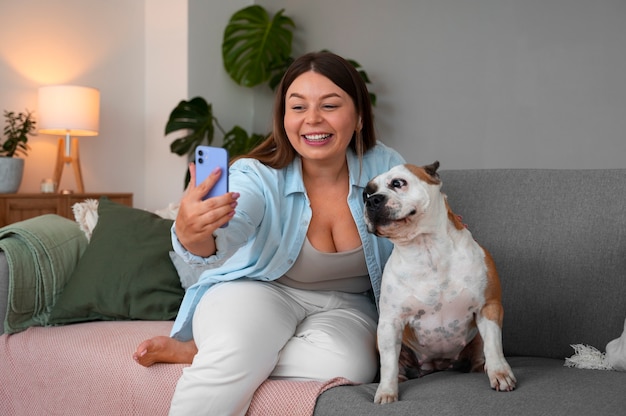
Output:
[133, 336, 198, 367]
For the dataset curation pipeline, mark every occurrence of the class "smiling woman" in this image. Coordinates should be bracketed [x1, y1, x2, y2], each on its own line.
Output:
[133, 51, 406, 416]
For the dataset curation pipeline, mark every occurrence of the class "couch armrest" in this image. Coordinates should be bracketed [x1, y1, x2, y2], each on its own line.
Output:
[0, 214, 88, 334]
[0, 251, 8, 335]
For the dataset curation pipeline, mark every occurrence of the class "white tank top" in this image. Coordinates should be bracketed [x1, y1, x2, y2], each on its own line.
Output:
[277, 237, 371, 293]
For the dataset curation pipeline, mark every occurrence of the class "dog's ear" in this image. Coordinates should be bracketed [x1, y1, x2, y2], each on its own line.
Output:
[423, 161, 440, 179]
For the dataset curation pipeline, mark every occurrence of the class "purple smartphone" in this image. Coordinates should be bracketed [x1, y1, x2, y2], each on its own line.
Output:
[195, 145, 229, 200]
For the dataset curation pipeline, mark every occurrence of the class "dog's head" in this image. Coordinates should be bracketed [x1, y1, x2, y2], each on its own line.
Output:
[363, 162, 442, 241]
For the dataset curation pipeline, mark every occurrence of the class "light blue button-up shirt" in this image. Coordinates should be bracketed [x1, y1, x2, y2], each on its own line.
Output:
[169, 142, 406, 341]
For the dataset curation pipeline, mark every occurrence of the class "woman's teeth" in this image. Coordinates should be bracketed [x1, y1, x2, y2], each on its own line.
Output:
[304, 134, 331, 142]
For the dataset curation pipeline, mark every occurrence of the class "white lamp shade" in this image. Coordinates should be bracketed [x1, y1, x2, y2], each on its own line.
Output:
[38, 85, 100, 136]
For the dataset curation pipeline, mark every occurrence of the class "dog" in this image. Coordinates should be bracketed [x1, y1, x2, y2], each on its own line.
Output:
[363, 161, 516, 404]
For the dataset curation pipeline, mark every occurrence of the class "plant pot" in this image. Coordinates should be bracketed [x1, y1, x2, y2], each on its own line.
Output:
[0, 157, 25, 193]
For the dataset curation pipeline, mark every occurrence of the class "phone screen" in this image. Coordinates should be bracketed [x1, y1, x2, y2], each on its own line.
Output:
[195, 146, 229, 200]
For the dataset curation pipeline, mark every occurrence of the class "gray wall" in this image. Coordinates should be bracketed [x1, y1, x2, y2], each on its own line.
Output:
[187, 0, 255, 147]
[190, 0, 626, 169]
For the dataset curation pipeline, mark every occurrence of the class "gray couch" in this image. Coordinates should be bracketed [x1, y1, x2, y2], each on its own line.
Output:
[1, 168, 625, 415]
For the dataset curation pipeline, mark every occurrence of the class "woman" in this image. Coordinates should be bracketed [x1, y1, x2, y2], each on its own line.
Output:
[134, 51, 405, 415]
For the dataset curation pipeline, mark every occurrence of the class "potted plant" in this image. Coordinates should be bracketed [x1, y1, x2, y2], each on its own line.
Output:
[166, 97, 265, 186]
[0, 110, 36, 193]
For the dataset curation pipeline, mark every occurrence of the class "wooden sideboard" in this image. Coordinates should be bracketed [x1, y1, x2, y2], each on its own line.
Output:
[0, 193, 133, 227]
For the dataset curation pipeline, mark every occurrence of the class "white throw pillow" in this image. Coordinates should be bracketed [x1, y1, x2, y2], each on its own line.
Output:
[72, 199, 99, 241]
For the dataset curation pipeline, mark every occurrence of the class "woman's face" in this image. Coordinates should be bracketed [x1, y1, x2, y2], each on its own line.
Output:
[284, 71, 361, 166]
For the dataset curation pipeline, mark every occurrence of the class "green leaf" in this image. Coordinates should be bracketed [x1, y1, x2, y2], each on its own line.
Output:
[165, 97, 214, 157]
[222, 5, 295, 88]
[222, 126, 265, 158]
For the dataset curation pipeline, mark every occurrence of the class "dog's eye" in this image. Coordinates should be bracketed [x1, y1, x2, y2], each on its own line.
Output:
[390, 178, 407, 189]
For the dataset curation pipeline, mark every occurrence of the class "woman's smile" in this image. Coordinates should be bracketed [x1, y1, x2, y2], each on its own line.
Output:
[303, 132, 333, 144]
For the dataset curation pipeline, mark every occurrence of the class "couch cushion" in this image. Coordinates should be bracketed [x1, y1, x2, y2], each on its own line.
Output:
[49, 197, 184, 323]
[439, 169, 626, 359]
[315, 356, 626, 415]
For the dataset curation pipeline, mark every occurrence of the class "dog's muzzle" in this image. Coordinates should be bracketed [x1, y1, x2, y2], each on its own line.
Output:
[363, 190, 387, 214]
[363, 190, 390, 234]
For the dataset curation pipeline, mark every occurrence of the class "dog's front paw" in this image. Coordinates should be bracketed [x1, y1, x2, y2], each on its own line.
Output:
[374, 387, 398, 404]
[486, 360, 517, 391]
[374, 385, 398, 404]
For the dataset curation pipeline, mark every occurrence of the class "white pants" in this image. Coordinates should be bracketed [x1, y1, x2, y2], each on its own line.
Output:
[169, 280, 378, 416]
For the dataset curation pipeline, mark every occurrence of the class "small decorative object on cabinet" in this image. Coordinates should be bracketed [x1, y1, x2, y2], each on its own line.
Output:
[0, 193, 132, 227]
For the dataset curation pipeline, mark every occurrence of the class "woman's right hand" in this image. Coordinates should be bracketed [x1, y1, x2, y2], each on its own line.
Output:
[175, 162, 239, 257]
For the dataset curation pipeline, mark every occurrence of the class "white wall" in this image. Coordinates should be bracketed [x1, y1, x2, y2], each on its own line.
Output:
[0, 0, 188, 211]
[144, 0, 189, 211]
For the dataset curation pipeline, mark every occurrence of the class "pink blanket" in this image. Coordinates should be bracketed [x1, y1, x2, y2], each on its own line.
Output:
[0, 321, 352, 415]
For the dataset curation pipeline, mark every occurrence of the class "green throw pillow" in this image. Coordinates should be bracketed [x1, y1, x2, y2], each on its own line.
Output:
[49, 197, 183, 324]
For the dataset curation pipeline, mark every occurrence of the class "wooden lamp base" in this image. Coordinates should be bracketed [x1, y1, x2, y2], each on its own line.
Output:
[52, 137, 84, 193]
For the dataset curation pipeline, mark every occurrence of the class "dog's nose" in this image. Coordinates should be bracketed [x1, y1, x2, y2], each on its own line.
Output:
[364, 192, 385, 210]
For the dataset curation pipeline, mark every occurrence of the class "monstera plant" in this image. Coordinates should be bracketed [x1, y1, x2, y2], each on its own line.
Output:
[222, 5, 295, 89]
[166, 5, 375, 186]
[221, 6, 375, 99]
[167, 96, 264, 161]
[166, 96, 264, 187]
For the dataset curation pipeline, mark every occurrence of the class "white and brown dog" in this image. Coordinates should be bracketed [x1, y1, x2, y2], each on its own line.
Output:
[364, 162, 516, 404]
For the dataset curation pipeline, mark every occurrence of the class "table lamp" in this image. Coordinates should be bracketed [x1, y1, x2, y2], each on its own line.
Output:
[38, 85, 100, 193]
